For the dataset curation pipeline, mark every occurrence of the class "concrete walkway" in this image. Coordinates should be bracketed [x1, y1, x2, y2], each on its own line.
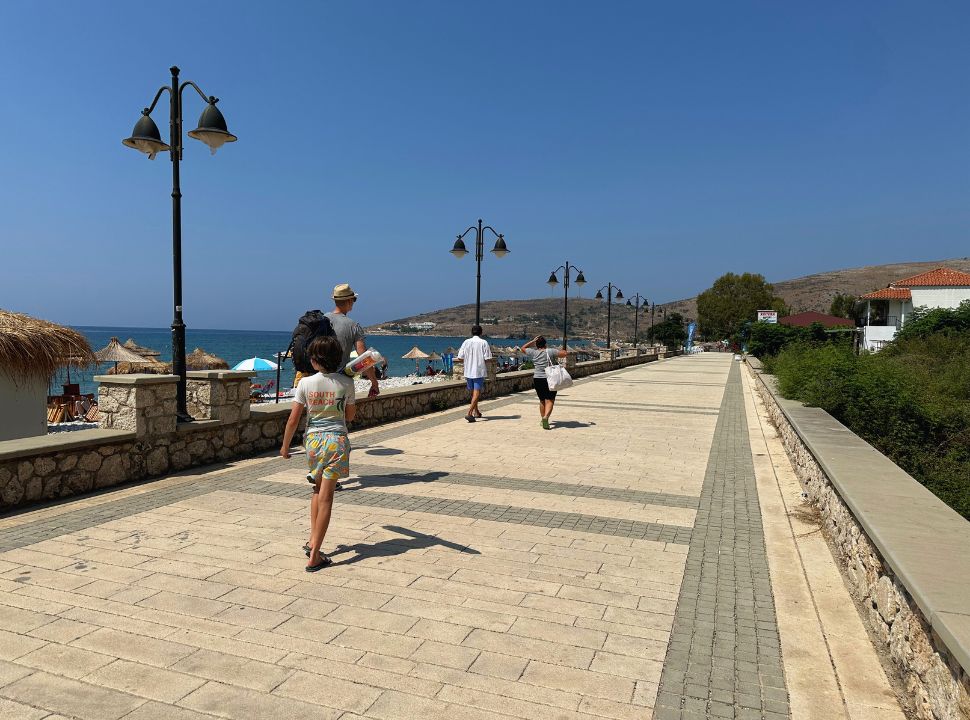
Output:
[0, 355, 906, 719]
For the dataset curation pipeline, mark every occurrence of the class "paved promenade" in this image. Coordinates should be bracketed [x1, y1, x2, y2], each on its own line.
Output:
[0, 355, 906, 719]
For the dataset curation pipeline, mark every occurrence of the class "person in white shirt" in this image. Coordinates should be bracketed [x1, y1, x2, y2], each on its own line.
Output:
[456, 324, 491, 422]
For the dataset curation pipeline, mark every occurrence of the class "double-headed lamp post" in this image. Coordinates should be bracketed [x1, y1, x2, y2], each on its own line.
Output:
[546, 263, 586, 348]
[624, 293, 648, 350]
[123, 66, 237, 421]
[593, 284, 623, 351]
[450, 219, 509, 327]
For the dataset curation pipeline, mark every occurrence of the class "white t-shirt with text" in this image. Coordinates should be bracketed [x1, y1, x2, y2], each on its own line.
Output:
[294, 372, 356, 435]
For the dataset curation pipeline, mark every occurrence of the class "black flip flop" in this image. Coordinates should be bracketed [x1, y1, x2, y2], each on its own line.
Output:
[303, 542, 311, 557]
[305, 554, 332, 572]
[335, 481, 344, 491]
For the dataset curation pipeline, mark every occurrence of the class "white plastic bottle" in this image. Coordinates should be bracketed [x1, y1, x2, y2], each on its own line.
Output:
[344, 348, 384, 377]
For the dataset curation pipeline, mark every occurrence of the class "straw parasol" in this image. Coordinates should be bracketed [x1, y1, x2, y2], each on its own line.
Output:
[123, 338, 161, 358]
[0, 310, 95, 382]
[186, 347, 229, 371]
[107, 358, 172, 375]
[94, 337, 150, 373]
[401, 345, 429, 373]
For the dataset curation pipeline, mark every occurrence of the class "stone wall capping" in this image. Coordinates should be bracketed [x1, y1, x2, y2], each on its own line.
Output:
[92, 374, 179, 385]
[249, 404, 291, 418]
[0, 429, 136, 463]
[748, 357, 970, 710]
[185, 370, 256, 380]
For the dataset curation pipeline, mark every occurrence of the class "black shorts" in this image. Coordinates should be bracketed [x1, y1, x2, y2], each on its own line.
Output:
[533, 377, 557, 402]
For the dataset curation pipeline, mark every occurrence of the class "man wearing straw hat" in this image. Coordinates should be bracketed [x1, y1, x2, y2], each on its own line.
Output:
[326, 283, 380, 400]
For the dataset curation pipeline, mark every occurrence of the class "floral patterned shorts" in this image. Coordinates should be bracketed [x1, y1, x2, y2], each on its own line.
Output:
[305, 431, 350, 483]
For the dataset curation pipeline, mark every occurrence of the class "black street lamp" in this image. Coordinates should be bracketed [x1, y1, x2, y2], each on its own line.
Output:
[546, 262, 586, 348]
[124, 66, 237, 421]
[450, 219, 508, 327]
[624, 293, 648, 350]
[593, 283, 623, 351]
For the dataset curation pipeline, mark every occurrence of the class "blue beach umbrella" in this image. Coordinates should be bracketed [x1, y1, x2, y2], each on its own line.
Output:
[232, 357, 278, 371]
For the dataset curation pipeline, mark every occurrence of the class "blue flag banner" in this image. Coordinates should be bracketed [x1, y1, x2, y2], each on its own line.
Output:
[686, 322, 697, 351]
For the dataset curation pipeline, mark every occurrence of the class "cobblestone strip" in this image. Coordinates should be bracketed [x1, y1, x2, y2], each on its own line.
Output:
[654, 362, 790, 720]
[224, 478, 694, 544]
[0, 452, 695, 552]
[352, 464, 699, 509]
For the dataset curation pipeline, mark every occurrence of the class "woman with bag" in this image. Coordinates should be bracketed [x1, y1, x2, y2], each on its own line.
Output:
[522, 336, 569, 429]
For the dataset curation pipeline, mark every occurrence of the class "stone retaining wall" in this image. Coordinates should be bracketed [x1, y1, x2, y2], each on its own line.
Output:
[0, 350, 675, 511]
[747, 360, 970, 720]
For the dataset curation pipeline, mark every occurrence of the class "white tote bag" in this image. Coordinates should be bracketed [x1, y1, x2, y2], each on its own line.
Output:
[545, 363, 573, 391]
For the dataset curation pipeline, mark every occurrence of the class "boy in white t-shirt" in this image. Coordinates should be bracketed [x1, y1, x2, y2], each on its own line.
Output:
[281, 336, 356, 571]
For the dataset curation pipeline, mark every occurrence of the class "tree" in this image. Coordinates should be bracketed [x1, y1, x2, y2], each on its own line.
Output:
[696, 272, 787, 340]
[652, 312, 687, 347]
[830, 293, 860, 321]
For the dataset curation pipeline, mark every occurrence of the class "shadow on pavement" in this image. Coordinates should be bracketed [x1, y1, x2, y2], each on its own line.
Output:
[363, 447, 405, 456]
[552, 420, 596, 429]
[476, 414, 521, 421]
[340, 469, 450, 491]
[328, 525, 479, 566]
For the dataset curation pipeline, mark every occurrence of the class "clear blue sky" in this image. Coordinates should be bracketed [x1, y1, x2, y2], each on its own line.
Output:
[1, 1, 968, 329]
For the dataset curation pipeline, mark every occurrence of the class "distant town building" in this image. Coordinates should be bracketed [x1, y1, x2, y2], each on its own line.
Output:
[860, 267, 970, 351]
[408, 322, 436, 332]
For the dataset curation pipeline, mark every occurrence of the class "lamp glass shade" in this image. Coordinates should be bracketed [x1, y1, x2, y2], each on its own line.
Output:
[546, 272, 559, 286]
[187, 102, 237, 155]
[626, 300, 632, 306]
[615, 289, 624, 300]
[575, 271, 586, 286]
[594, 290, 604, 300]
[450, 237, 468, 258]
[122, 113, 170, 160]
[490, 235, 509, 258]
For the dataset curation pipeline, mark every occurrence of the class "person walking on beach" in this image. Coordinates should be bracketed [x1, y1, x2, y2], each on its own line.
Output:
[326, 283, 380, 399]
[280, 336, 355, 572]
[521, 335, 567, 429]
[456, 324, 491, 422]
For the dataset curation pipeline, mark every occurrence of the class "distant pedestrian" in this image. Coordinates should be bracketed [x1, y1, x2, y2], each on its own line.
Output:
[456, 325, 491, 422]
[280, 336, 356, 572]
[521, 335, 568, 429]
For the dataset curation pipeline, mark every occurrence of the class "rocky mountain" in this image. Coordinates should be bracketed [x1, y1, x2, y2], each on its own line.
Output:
[369, 257, 970, 340]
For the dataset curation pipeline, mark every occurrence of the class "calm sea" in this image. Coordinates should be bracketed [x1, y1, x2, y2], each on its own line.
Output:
[55, 327, 568, 395]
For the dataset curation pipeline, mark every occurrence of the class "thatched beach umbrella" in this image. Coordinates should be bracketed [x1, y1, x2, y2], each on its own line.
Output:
[186, 347, 229, 371]
[402, 346, 429, 374]
[106, 357, 172, 375]
[0, 310, 95, 383]
[123, 338, 161, 358]
[94, 337, 149, 373]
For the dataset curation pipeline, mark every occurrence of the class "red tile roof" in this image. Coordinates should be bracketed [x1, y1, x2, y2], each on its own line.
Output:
[860, 287, 912, 300]
[779, 311, 855, 328]
[893, 267, 970, 287]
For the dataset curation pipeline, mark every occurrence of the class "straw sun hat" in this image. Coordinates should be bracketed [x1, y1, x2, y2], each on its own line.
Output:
[332, 283, 358, 301]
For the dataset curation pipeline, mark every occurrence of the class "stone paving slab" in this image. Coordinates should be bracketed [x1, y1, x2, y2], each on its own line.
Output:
[0, 355, 906, 720]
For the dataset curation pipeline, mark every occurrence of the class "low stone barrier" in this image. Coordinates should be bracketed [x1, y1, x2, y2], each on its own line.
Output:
[0, 349, 675, 510]
[747, 358, 970, 720]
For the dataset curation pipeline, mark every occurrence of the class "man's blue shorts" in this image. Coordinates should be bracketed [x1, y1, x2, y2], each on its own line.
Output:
[466, 377, 485, 391]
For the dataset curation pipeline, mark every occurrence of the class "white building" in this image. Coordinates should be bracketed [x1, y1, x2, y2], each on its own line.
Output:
[860, 267, 970, 351]
[409, 322, 436, 332]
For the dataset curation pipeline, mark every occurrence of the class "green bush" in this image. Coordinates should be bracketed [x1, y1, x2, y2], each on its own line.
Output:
[770, 331, 970, 519]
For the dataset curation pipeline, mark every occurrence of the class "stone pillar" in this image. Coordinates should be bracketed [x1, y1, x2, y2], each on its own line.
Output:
[564, 353, 578, 372]
[484, 358, 498, 397]
[186, 371, 256, 423]
[95, 374, 178, 437]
